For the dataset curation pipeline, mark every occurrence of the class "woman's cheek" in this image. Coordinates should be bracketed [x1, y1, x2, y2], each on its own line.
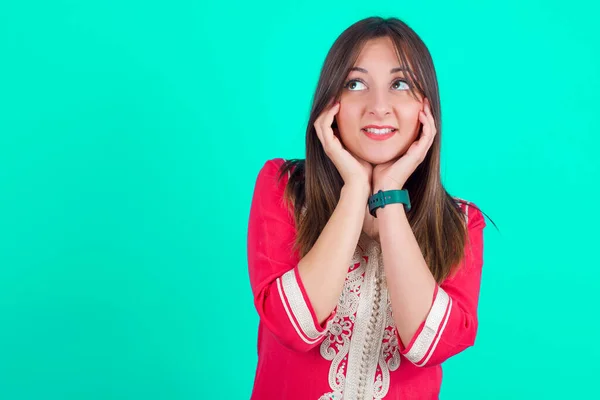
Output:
[337, 108, 358, 133]
[397, 103, 420, 120]
[398, 107, 422, 134]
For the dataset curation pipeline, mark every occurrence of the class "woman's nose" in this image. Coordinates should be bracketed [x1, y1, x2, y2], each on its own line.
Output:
[367, 92, 392, 117]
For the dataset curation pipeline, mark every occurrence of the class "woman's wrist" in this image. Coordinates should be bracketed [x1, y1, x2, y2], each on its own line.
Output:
[342, 182, 371, 200]
[372, 180, 405, 194]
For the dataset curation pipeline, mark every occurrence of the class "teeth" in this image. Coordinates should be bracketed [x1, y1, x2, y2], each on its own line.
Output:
[364, 128, 395, 134]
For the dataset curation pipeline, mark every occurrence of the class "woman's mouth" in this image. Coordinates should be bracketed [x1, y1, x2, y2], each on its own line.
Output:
[361, 128, 397, 141]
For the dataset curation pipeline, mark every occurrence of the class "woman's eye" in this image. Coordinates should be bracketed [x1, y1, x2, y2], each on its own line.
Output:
[344, 79, 366, 91]
[344, 79, 410, 91]
[392, 79, 410, 90]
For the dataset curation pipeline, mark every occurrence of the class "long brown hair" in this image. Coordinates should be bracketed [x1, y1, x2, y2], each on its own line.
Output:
[277, 16, 485, 283]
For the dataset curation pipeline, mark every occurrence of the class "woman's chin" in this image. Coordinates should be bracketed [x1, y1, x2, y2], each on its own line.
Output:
[360, 152, 402, 166]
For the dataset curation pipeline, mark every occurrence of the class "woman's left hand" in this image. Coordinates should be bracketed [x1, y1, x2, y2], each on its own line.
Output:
[372, 97, 437, 193]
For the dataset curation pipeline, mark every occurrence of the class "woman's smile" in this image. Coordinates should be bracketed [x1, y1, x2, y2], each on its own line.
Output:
[361, 127, 398, 141]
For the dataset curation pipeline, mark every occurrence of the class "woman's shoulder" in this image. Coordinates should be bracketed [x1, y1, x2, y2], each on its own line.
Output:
[257, 157, 303, 184]
[252, 158, 297, 223]
[255, 158, 288, 191]
[263, 157, 287, 168]
[254, 157, 303, 201]
[257, 157, 290, 183]
[451, 196, 485, 229]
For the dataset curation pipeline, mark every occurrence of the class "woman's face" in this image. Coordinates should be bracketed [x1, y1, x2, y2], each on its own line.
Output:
[335, 36, 425, 165]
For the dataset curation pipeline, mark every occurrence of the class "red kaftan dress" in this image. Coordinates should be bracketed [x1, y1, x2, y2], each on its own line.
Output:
[247, 158, 486, 400]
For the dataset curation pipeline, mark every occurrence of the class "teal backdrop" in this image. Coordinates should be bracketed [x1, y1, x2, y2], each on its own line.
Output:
[1, 1, 598, 399]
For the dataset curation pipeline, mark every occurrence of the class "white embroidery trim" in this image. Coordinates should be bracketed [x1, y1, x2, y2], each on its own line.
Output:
[416, 297, 453, 367]
[318, 234, 402, 399]
[374, 274, 401, 399]
[277, 269, 325, 344]
[404, 287, 451, 365]
[344, 245, 385, 399]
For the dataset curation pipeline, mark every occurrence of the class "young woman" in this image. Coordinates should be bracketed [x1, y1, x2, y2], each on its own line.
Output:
[247, 16, 488, 400]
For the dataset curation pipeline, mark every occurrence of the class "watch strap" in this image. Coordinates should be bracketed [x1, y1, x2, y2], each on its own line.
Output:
[368, 189, 411, 217]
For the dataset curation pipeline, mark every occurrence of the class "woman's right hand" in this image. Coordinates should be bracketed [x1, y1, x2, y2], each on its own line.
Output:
[314, 100, 372, 193]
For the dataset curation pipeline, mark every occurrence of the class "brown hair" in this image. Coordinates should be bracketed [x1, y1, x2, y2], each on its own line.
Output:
[276, 16, 486, 283]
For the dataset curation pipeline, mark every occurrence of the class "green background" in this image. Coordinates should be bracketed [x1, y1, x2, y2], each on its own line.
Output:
[1, 1, 598, 398]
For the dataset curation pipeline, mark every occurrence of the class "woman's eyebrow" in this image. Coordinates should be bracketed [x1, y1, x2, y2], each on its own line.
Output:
[349, 66, 410, 73]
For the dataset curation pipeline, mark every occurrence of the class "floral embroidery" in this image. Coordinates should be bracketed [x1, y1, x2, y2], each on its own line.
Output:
[319, 249, 365, 396]
[318, 234, 400, 400]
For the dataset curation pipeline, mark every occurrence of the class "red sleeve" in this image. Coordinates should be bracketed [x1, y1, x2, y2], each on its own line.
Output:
[247, 158, 335, 352]
[399, 201, 486, 367]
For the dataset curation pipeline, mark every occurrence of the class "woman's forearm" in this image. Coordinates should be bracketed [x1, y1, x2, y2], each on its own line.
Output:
[377, 203, 437, 346]
[298, 183, 369, 324]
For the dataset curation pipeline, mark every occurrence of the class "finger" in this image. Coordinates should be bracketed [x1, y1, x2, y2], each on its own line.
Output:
[423, 112, 436, 149]
[315, 102, 335, 129]
[314, 118, 323, 144]
[418, 110, 430, 140]
[416, 111, 434, 154]
[423, 100, 437, 136]
[321, 102, 340, 149]
[319, 118, 332, 151]
[326, 101, 340, 127]
[314, 107, 331, 146]
[419, 112, 436, 156]
[316, 129, 324, 150]
[314, 121, 328, 153]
